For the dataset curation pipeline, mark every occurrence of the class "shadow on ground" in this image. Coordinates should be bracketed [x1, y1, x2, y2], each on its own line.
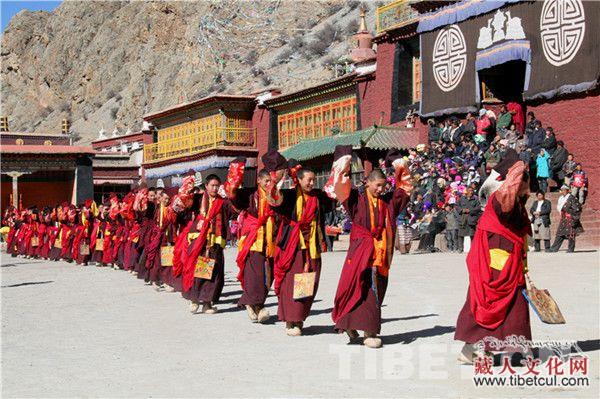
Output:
[1, 280, 54, 288]
[382, 325, 456, 345]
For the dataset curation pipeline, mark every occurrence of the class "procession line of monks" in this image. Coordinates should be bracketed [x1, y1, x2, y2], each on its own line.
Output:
[3, 147, 534, 357]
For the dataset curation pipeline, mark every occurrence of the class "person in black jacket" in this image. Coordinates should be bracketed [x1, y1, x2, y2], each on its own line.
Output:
[448, 117, 464, 145]
[550, 140, 568, 183]
[529, 191, 552, 251]
[541, 127, 557, 155]
[527, 120, 545, 155]
[427, 118, 440, 143]
[524, 111, 538, 136]
[462, 112, 476, 139]
[548, 188, 584, 253]
[456, 187, 482, 253]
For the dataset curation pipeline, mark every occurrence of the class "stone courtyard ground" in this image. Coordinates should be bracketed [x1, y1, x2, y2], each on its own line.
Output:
[1, 245, 598, 398]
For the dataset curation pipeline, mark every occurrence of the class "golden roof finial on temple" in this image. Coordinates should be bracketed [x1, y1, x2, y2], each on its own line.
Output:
[351, 8, 376, 64]
[359, 8, 368, 33]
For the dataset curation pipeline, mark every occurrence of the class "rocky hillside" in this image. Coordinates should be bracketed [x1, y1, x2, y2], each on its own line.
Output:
[1, 0, 378, 143]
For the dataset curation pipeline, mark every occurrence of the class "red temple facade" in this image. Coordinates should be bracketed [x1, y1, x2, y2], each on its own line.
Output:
[91, 126, 153, 202]
[0, 118, 95, 210]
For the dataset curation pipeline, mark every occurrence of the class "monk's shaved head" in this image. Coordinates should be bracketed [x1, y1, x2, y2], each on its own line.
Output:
[367, 169, 386, 182]
[365, 169, 387, 198]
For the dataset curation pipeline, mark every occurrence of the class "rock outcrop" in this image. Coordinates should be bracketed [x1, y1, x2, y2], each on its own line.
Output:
[1, 0, 375, 143]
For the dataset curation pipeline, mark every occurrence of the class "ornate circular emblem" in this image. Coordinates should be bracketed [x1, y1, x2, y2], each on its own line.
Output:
[44, 140, 53, 146]
[540, 0, 585, 67]
[432, 25, 467, 92]
[15, 138, 24, 145]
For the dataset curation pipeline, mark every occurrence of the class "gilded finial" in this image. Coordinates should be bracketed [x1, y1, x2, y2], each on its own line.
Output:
[359, 9, 367, 32]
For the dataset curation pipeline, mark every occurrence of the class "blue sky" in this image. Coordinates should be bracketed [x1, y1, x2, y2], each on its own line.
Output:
[1, 0, 61, 31]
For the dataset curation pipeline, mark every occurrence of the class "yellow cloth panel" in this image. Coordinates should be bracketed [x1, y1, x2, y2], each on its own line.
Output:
[295, 190, 319, 259]
[489, 248, 510, 271]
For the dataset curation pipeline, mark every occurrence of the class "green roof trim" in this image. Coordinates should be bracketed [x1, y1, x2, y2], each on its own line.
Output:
[281, 130, 366, 161]
[281, 125, 420, 161]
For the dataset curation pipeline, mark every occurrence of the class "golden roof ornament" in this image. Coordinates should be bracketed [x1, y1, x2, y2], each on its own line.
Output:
[359, 9, 368, 33]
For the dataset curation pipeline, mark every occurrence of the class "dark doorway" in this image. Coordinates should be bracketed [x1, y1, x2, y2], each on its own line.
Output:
[478, 60, 526, 103]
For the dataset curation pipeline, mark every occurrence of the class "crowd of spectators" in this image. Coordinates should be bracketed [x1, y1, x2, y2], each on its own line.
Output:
[393, 105, 587, 253]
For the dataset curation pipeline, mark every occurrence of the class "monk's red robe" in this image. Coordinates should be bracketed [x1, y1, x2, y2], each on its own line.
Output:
[39, 223, 55, 259]
[48, 222, 65, 261]
[231, 187, 276, 307]
[46, 224, 60, 260]
[16, 221, 30, 255]
[122, 220, 140, 270]
[332, 188, 409, 334]
[111, 221, 126, 268]
[6, 222, 19, 255]
[72, 217, 93, 265]
[59, 223, 76, 260]
[455, 192, 532, 349]
[179, 194, 231, 304]
[146, 203, 176, 285]
[135, 209, 155, 280]
[271, 188, 332, 323]
[35, 222, 48, 258]
[24, 221, 38, 257]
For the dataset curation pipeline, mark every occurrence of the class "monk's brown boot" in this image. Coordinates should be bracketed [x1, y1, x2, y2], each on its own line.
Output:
[257, 307, 270, 324]
[189, 301, 200, 314]
[346, 329, 360, 343]
[202, 302, 218, 314]
[246, 305, 258, 322]
[363, 332, 382, 348]
[285, 322, 301, 336]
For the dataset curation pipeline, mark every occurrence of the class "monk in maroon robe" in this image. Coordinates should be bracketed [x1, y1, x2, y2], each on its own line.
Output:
[90, 205, 108, 266]
[170, 175, 197, 294]
[331, 147, 411, 348]
[267, 162, 334, 336]
[133, 188, 155, 282]
[46, 208, 61, 261]
[24, 208, 40, 258]
[228, 158, 281, 324]
[102, 196, 121, 267]
[72, 201, 95, 265]
[455, 158, 532, 363]
[124, 218, 141, 271]
[4, 206, 19, 256]
[60, 206, 78, 262]
[49, 205, 74, 262]
[178, 175, 233, 314]
[16, 211, 31, 256]
[146, 191, 176, 290]
[37, 208, 53, 260]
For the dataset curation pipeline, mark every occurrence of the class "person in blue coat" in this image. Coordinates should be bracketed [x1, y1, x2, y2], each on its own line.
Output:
[536, 148, 551, 193]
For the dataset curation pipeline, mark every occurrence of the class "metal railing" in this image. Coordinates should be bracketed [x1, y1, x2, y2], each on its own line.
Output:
[143, 126, 256, 163]
[376, 0, 419, 34]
